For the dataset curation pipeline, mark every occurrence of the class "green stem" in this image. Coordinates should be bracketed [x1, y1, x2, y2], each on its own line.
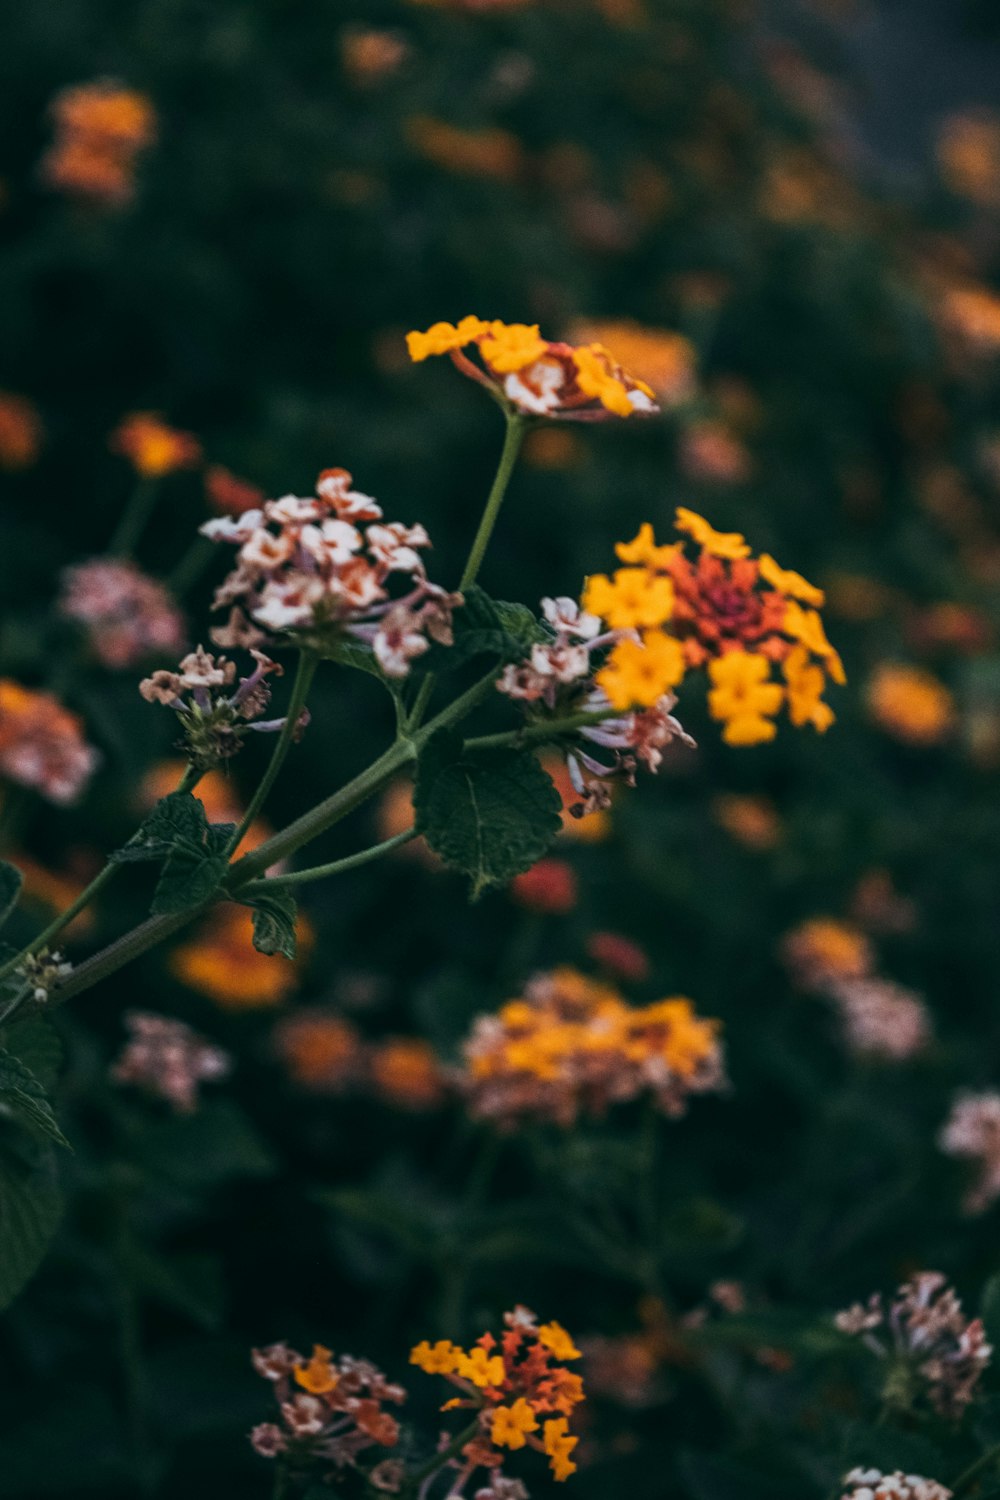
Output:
[405, 1418, 483, 1492]
[405, 412, 525, 733]
[464, 707, 619, 754]
[459, 413, 525, 592]
[110, 477, 161, 558]
[952, 1445, 1000, 1497]
[167, 536, 215, 596]
[228, 651, 317, 856]
[241, 828, 416, 891]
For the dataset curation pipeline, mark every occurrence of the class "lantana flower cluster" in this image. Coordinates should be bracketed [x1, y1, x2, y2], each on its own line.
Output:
[59, 558, 186, 669]
[840, 1470, 952, 1500]
[939, 1091, 1000, 1215]
[410, 1306, 585, 1484]
[273, 1010, 449, 1110]
[460, 966, 724, 1129]
[406, 317, 660, 420]
[139, 645, 292, 768]
[580, 509, 844, 745]
[0, 678, 99, 805]
[497, 595, 695, 815]
[111, 1011, 231, 1114]
[835, 1272, 991, 1419]
[42, 78, 156, 204]
[201, 467, 459, 677]
[250, 1341, 406, 1474]
[781, 916, 931, 1062]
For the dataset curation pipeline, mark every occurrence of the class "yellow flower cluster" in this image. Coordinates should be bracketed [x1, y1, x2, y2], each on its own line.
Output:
[411, 1308, 584, 1483]
[406, 317, 658, 419]
[582, 508, 844, 744]
[461, 966, 724, 1127]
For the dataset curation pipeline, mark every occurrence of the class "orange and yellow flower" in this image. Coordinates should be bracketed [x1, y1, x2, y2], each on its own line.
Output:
[406, 317, 659, 420]
[411, 1307, 584, 1483]
[581, 509, 840, 744]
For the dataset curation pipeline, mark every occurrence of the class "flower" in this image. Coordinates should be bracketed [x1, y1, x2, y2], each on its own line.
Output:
[940, 1092, 1000, 1214]
[461, 966, 724, 1128]
[835, 1273, 991, 1419]
[139, 646, 294, 768]
[406, 318, 659, 421]
[369, 1037, 449, 1110]
[250, 1340, 406, 1471]
[542, 1417, 578, 1481]
[273, 1012, 364, 1091]
[0, 679, 99, 805]
[42, 79, 156, 204]
[866, 664, 955, 746]
[578, 510, 840, 744]
[826, 977, 931, 1061]
[781, 918, 874, 990]
[538, 1323, 581, 1361]
[60, 558, 186, 669]
[406, 119, 523, 180]
[707, 652, 783, 745]
[110, 413, 202, 477]
[712, 793, 781, 850]
[584, 931, 650, 982]
[201, 468, 458, 676]
[411, 1307, 584, 1484]
[171, 905, 305, 1009]
[14, 949, 72, 1003]
[571, 319, 696, 406]
[205, 465, 266, 517]
[840, 1469, 952, 1500]
[111, 1011, 230, 1113]
[0, 392, 42, 469]
[491, 1400, 538, 1449]
[509, 859, 578, 914]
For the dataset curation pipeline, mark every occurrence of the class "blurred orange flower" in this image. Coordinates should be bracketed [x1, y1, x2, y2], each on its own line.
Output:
[111, 413, 202, 478]
[712, 793, 781, 850]
[370, 1038, 449, 1110]
[866, 663, 955, 746]
[0, 393, 42, 470]
[171, 905, 307, 1009]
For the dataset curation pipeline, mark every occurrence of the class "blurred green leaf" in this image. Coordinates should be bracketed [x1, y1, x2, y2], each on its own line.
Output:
[0, 1048, 69, 1149]
[0, 1133, 61, 1310]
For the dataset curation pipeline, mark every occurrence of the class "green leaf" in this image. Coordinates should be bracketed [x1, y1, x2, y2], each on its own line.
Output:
[0, 862, 23, 929]
[423, 585, 548, 673]
[0, 1135, 62, 1310]
[413, 730, 562, 897]
[149, 822, 234, 916]
[319, 635, 398, 686]
[0, 1016, 61, 1093]
[0, 1049, 70, 1149]
[111, 789, 208, 864]
[239, 887, 299, 958]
